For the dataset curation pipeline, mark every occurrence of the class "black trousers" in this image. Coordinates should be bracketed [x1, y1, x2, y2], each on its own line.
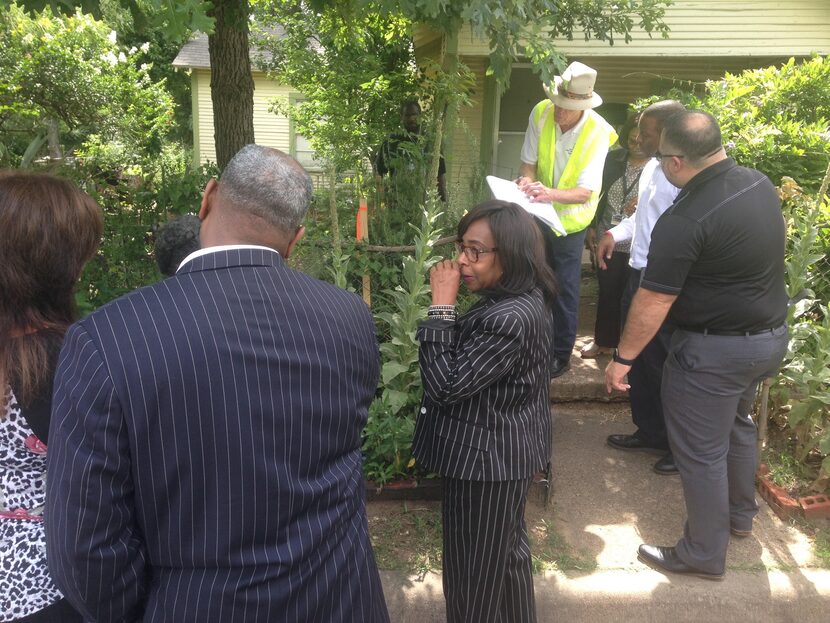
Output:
[593, 251, 630, 348]
[442, 477, 536, 623]
[620, 267, 671, 449]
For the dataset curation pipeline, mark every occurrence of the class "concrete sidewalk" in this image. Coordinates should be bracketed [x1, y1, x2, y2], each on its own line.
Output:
[377, 401, 830, 622]
[373, 271, 830, 621]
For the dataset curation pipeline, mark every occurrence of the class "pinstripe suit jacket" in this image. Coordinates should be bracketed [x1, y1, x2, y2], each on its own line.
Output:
[45, 248, 389, 623]
[411, 289, 552, 481]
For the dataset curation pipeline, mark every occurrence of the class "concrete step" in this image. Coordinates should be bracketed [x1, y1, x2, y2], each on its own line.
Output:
[549, 348, 626, 403]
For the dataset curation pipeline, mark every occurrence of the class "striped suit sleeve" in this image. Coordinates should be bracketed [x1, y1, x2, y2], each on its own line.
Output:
[45, 322, 147, 622]
[417, 312, 523, 405]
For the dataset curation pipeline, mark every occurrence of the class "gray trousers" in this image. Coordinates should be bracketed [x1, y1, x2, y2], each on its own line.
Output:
[661, 324, 788, 574]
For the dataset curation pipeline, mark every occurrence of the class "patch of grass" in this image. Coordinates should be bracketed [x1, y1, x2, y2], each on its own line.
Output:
[814, 528, 830, 568]
[369, 514, 405, 570]
[530, 519, 597, 573]
[368, 502, 442, 576]
[762, 445, 814, 498]
[408, 507, 443, 577]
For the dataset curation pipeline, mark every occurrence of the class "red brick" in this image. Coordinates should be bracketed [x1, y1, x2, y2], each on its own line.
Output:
[757, 475, 803, 522]
[799, 494, 830, 520]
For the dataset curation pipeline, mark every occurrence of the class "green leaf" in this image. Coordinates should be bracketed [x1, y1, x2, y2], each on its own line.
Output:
[382, 361, 411, 385]
[383, 389, 410, 415]
[787, 401, 811, 427]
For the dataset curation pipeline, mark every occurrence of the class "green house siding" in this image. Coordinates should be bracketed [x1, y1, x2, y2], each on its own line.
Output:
[416, 0, 830, 185]
[423, 0, 830, 58]
[190, 70, 200, 167]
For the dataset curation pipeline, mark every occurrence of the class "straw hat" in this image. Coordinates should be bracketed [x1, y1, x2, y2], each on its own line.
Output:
[543, 61, 603, 110]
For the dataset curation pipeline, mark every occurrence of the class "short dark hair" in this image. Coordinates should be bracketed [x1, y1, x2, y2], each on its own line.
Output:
[401, 99, 421, 115]
[154, 214, 201, 277]
[640, 100, 686, 131]
[661, 110, 723, 166]
[457, 200, 557, 305]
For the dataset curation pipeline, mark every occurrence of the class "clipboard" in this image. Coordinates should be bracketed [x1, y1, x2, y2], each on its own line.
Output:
[485, 175, 566, 236]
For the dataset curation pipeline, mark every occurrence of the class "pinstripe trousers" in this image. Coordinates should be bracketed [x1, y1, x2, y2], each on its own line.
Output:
[442, 477, 536, 623]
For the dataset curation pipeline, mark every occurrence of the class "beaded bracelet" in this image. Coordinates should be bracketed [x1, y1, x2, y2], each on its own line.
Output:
[427, 305, 457, 322]
[427, 310, 457, 318]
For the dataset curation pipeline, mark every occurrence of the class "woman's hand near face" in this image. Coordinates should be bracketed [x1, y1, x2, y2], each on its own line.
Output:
[430, 259, 461, 305]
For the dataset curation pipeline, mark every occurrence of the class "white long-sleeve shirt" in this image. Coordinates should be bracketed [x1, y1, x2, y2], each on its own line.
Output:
[607, 158, 680, 270]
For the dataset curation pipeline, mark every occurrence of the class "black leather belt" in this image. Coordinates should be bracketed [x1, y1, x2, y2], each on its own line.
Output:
[679, 326, 779, 337]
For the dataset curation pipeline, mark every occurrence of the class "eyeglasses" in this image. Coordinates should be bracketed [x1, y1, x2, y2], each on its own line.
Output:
[454, 241, 498, 263]
[655, 146, 723, 162]
[654, 151, 684, 161]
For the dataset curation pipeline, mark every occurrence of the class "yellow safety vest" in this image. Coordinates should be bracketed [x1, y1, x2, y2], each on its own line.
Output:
[532, 101, 618, 235]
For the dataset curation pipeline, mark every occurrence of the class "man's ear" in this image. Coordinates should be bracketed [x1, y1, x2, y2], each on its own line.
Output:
[284, 226, 306, 259]
[198, 179, 219, 221]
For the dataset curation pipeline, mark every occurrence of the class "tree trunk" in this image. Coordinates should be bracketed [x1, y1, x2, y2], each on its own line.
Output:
[46, 118, 62, 160]
[208, 0, 255, 170]
[427, 31, 458, 198]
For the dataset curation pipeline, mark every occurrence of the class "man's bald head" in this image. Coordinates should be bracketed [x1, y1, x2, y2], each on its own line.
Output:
[661, 110, 723, 167]
[637, 100, 686, 157]
[640, 100, 686, 129]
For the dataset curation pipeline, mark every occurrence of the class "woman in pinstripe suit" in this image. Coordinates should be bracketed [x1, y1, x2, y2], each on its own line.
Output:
[412, 200, 557, 623]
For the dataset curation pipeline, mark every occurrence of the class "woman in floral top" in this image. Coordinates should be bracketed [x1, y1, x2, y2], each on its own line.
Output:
[0, 172, 102, 622]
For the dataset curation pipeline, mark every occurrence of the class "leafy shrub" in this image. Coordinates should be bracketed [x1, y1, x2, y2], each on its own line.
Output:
[362, 197, 443, 484]
[635, 56, 830, 193]
[59, 146, 215, 312]
[706, 57, 830, 192]
[0, 2, 174, 167]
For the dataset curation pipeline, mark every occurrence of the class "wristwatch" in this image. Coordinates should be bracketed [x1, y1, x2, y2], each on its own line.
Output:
[613, 349, 636, 366]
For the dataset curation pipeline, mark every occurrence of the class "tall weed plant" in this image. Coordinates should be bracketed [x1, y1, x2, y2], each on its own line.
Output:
[362, 194, 444, 484]
[773, 169, 830, 492]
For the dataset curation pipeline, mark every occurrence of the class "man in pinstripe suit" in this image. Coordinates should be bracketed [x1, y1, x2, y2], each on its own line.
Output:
[45, 146, 389, 622]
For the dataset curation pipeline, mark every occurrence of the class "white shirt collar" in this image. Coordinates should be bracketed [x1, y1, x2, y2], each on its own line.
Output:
[176, 244, 280, 273]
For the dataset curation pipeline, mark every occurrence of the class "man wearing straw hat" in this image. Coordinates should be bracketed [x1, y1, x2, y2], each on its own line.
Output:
[517, 61, 617, 378]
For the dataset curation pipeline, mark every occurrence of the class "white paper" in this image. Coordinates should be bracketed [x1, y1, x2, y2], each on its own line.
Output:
[485, 176, 566, 236]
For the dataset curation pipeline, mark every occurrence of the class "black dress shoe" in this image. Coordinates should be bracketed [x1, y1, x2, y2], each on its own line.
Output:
[637, 544, 724, 581]
[606, 434, 667, 455]
[653, 453, 679, 476]
[550, 358, 571, 379]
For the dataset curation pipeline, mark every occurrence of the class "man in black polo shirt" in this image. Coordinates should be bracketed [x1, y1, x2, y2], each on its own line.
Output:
[605, 110, 788, 580]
